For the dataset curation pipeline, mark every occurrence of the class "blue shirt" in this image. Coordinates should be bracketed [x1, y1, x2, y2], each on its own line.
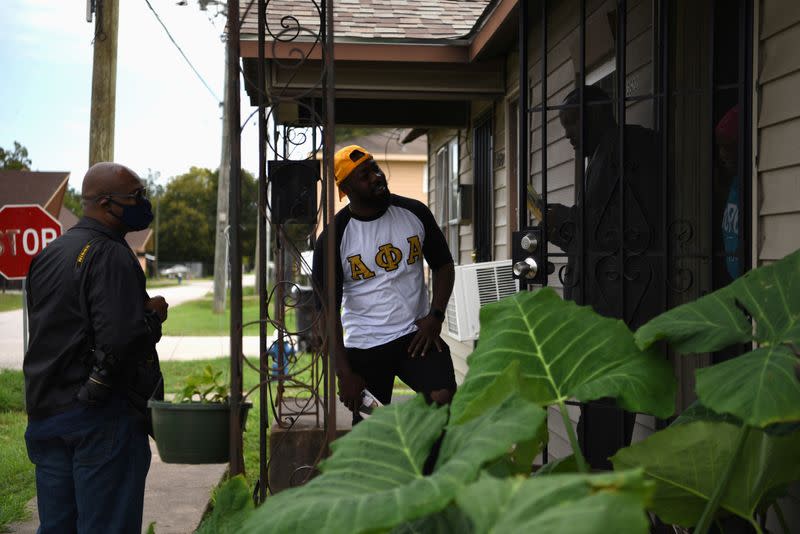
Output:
[721, 179, 742, 280]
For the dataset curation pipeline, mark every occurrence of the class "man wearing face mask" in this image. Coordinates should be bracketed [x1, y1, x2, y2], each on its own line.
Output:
[23, 162, 167, 532]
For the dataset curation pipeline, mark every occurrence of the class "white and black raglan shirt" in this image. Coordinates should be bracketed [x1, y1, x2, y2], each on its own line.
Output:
[312, 194, 453, 350]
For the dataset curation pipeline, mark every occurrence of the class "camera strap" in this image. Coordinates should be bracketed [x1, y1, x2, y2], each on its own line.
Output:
[75, 236, 103, 365]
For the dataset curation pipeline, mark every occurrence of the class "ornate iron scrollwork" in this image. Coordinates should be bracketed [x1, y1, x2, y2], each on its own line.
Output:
[238, 0, 332, 498]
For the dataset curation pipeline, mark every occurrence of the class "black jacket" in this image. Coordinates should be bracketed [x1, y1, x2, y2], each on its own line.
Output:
[548, 125, 663, 329]
[23, 217, 161, 418]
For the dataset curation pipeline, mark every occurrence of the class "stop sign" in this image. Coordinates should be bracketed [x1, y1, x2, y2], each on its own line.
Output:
[0, 204, 63, 280]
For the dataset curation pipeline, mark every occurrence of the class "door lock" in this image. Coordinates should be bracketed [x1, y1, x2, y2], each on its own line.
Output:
[513, 257, 539, 279]
[512, 226, 547, 285]
[520, 232, 538, 252]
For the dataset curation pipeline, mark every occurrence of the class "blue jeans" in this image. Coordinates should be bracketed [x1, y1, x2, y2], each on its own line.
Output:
[25, 407, 151, 534]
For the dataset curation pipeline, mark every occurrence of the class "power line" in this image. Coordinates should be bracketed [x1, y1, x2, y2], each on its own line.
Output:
[143, 0, 222, 104]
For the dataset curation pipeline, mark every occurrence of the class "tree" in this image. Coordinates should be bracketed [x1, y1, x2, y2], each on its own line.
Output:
[156, 166, 257, 268]
[0, 141, 32, 170]
[62, 187, 84, 218]
[158, 167, 216, 264]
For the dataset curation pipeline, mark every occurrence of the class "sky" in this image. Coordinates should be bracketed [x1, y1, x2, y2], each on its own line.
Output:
[0, 0, 263, 190]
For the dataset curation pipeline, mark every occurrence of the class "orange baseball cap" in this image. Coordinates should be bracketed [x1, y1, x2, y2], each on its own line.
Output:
[334, 145, 372, 200]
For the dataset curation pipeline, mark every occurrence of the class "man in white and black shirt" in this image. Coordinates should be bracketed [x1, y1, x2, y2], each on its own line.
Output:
[312, 145, 456, 422]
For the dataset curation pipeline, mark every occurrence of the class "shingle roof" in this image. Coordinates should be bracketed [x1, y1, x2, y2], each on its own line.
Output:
[58, 206, 80, 231]
[240, 0, 492, 41]
[0, 171, 70, 215]
[125, 229, 153, 254]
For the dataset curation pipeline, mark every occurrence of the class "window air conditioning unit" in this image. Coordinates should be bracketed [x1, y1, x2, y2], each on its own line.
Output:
[445, 259, 519, 342]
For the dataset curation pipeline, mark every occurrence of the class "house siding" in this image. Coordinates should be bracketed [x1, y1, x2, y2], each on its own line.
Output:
[756, 0, 800, 263]
[427, 128, 474, 383]
[757, 3, 800, 531]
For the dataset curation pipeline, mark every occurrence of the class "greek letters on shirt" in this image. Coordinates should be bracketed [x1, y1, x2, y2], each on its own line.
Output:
[311, 195, 453, 349]
[347, 236, 422, 280]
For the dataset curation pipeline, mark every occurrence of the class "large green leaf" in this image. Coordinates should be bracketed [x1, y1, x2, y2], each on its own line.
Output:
[241, 393, 546, 534]
[454, 470, 652, 533]
[451, 359, 524, 424]
[451, 288, 676, 421]
[196, 475, 254, 534]
[635, 251, 800, 427]
[611, 421, 800, 527]
[696, 345, 800, 427]
[733, 249, 800, 344]
[671, 401, 742, 427]
[635, 249, 800, 352]
[390, 505, 473, 534]
[534, 454, 579, 476]
[634, 290, 752, 353]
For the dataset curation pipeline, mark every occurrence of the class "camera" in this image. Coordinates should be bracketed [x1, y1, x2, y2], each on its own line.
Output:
[77, 348, 119, 405]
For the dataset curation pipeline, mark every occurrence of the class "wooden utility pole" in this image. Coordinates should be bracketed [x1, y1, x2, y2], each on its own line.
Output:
[213, 51, 231, 314]
[89, 0, 119, 165]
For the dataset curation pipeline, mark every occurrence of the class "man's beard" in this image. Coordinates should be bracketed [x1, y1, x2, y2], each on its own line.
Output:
[373, 182, 390, 202]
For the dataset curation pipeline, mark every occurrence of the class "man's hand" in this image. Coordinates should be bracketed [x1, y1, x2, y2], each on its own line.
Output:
[338, 368, 365, 414]
[408, 314, 445, 358]
[145, 296, 169, 323]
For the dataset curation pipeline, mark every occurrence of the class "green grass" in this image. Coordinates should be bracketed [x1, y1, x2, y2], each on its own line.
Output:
[0, 293, 23, 312]
[0, 370, 25, 412]
[0, 357, 413, 531]
[162, 288, 297, 337]
[145, 278, 180, 289]
[0, 361, 268, 530]
[0, 369, 34, 531]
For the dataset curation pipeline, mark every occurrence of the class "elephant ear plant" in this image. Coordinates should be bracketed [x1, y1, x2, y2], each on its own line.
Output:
[234, 250, 798, 533]
[242, 286, 675, 533]
[614, 248, 800, 533]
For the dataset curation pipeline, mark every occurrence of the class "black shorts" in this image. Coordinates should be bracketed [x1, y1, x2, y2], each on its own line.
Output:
[346, 331, 457, 409]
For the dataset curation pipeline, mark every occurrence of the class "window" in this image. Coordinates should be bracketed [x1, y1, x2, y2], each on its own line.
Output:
[435, 138, 460, 263]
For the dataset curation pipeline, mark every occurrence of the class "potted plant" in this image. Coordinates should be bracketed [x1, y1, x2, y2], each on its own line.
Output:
[148, 365, 251, 464]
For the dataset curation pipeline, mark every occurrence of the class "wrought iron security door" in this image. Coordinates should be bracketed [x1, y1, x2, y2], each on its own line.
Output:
[228, 0, 337, 502]
[513, 0, 753, 467]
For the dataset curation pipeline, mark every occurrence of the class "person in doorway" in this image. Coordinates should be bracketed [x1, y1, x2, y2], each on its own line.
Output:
[312, 145, 457, 424]
[23, 162, 167, 533]
[714, 105, 743, 283]
[547, 85, 661, 469]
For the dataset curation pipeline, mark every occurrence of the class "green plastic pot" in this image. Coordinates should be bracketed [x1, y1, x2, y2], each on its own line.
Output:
[148, 400, 252, 464]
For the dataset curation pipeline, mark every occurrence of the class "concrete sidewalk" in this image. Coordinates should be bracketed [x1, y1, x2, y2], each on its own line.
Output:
[7, 439, 227, 534]
[0, 276, 264, 369]
[158, 335, 279, 361]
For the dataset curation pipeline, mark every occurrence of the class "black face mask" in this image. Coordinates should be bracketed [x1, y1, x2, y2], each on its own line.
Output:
[109, 197, 154, 231]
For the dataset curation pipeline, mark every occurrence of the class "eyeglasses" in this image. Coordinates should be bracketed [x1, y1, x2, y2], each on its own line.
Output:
[103, 188, 148, 202]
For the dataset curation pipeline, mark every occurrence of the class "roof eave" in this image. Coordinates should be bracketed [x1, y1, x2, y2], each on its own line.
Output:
[238, 0, 515, 64]
[468, 0, 517, 61]
[240, 39, 470, 62]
